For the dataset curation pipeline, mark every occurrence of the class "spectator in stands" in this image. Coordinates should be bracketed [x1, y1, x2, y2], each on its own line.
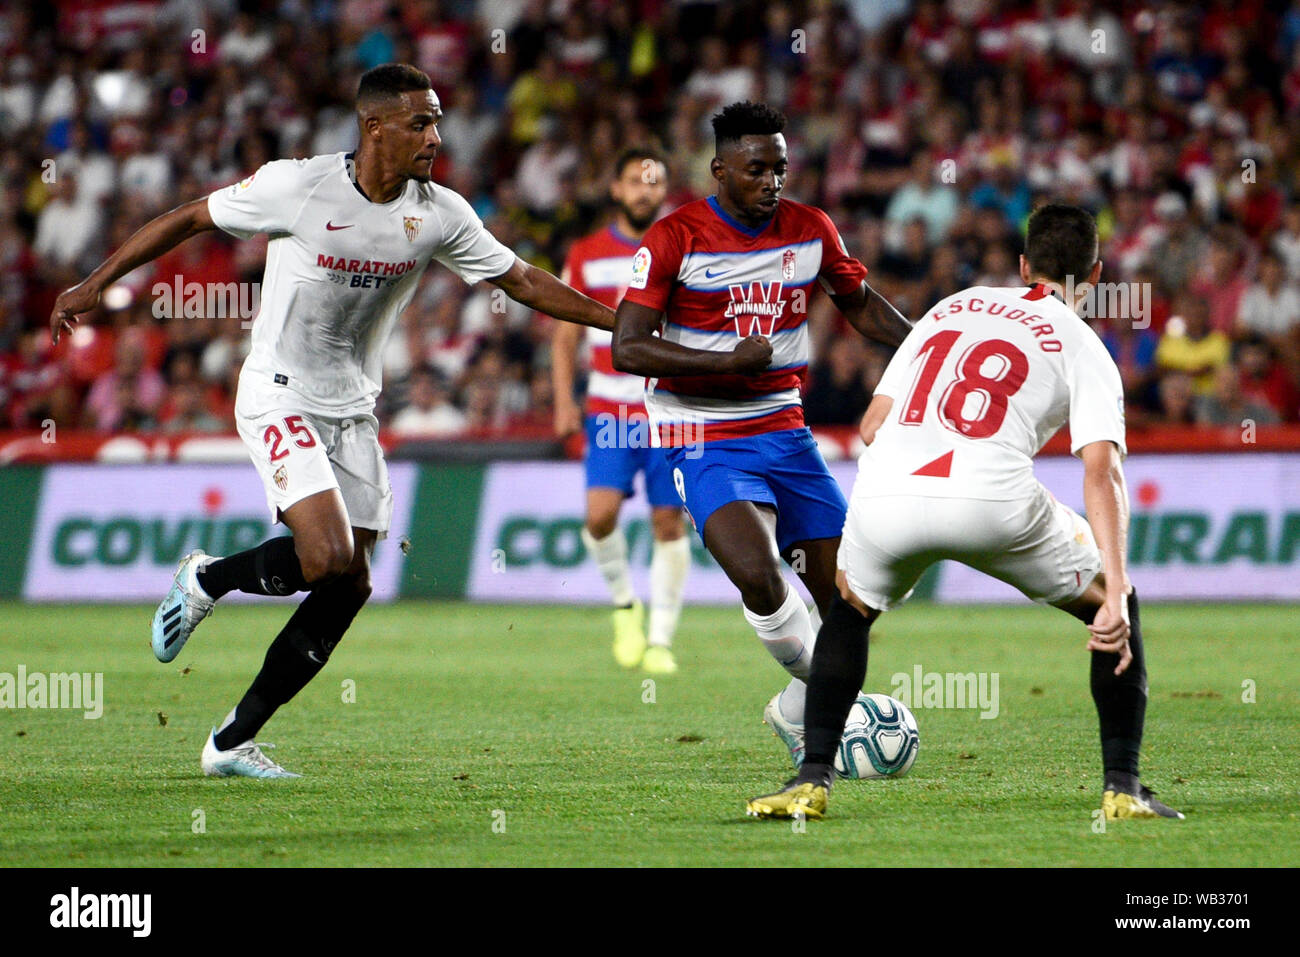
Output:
[1237, 251, 1300, 342]
[1098, 315, 1161, 416]
[1195, 365, 1281, 427]
[1148, 193, 1208, 301]
[160, 380, 223, 433]
[390, 366, 467, 438]
[437, 83, 498, 178]
[1156, 371, 1198, 426]
[506, 52, 577, 145]
[56, 120, 115, 207]
[880, 217, 932, 285]
[84, 329, 165, 432]
[33, 170, 100, 272]
[1237, 335, 1300, 422]
[885, 152, 959, 246]
[804, 337, 870, 427]
[1191, 227, 1250, 334]
[684, 37, 757, 121]
[218, 12, 273, 68]
[1273, 200, 1300, 283]
[4, 328, 69, 428]
[514, 115, 579, 217]
[1156, 297, 1232, 396]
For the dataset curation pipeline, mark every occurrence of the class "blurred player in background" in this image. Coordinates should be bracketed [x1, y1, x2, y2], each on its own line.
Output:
[612, 102, 911, 762]
[552, 147, 688, 675]
[50, 64, 615, 778]
[746, 205, 1182, 822]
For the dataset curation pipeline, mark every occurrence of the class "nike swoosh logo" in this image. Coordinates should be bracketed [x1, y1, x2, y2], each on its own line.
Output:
[325, 221, 353, 231]
[704, 268, 726, 278]
[307, 650, 324, 664]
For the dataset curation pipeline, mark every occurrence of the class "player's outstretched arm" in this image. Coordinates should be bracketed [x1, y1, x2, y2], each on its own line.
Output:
[488, 258, 615, 332]
[612, 299, 772, 377]
[50, 197, 217, 343]
[1080, 439, 1133, 662]
[551, 317, 583, 437]
[830, 281, 913, 349]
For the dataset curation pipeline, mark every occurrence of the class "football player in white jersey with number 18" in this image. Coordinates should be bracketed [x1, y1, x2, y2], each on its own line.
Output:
[50, 64, 617, 779]
[747, 204, 1183, 822]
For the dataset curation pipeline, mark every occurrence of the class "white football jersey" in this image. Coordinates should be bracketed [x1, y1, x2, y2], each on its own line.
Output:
[859, 283, 1126, 500]
[208, 152, 516, 417]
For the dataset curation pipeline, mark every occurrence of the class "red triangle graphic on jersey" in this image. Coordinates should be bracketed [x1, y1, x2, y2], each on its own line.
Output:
[911, 450, 953, 477]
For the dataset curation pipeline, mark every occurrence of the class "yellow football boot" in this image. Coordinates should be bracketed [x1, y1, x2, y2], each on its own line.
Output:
[611, 600, 647, 668]
[641, 644, 678, 675]
[745, 780, 828, 820]
[1102, 774, 1184, 819]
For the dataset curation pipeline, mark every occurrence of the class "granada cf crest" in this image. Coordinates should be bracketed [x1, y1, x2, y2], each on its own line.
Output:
[273, 465, 288, 491]
[403, 216, 422, 242]
[782, 248, 796, 279]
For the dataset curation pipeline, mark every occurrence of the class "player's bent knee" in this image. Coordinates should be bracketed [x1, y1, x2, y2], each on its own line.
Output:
[834, 569, 875, 617]
[300, 538, 354, 585]
[586, 515, 618, 539]
[651, 508, 685, 541]
[732, 561, 787, 612]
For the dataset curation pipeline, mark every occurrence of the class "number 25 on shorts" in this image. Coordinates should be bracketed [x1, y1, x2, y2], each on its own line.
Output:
[263, 415, 319, 463]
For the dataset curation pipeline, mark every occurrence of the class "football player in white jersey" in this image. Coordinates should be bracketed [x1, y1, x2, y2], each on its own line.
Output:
[50, 64, 616, 778]
[747, 205, 1183, 821]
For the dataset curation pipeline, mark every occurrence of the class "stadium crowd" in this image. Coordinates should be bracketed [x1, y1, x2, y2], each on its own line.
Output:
[2, 0, 1299, 440]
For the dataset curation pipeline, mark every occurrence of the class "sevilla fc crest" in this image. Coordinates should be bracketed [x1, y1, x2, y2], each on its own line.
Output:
[273, 465, 288, 491]
[403, 216, 422, 242]
[782, 248, 796, 279]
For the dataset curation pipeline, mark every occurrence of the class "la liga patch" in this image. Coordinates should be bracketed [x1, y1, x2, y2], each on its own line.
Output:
[629, 247, 651, 289]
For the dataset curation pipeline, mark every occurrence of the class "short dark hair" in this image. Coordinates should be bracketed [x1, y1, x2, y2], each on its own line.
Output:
[712, 101, 786, 152]
[614, 146, 667, 179]
[357, 64, 431, 106]
[1024, 204, 1098, 285]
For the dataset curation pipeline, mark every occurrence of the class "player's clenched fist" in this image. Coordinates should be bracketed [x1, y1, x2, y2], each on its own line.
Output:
[728, 334, 773, 374]
[49, 282, 101, 344]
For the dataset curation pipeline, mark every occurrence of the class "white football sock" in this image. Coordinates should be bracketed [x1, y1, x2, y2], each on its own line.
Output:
[214, 707, 238, 746]
[773, 604, 822, 724]
[581, 526, 636, 607]
[778, 677, 806, 725]
[647, 536, 689, 647]
[744, 582, 817, 679]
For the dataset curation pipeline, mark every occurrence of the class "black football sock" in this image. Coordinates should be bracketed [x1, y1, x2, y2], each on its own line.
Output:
[213, 578, 368, 750]
[197, 535, 309, 600]
[1091, 589, 1148, 780]
[799, 594, 873, 783]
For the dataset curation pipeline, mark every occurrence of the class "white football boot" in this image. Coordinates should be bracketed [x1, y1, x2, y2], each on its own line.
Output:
[201, 730, 301, 779]
[763, 692, 806, 769]
[151, 550, 216, 663]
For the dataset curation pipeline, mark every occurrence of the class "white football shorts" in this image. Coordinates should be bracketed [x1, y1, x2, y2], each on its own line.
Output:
[838, 482, 1101, 611]
[235, 398, 393, 538]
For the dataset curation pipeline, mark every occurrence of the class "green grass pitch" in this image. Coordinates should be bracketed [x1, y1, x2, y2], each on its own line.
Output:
[1, 600, 1296, 867]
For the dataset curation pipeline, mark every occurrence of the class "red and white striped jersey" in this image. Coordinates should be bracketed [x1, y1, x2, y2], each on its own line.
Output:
[621, 196, 867, 445]
[560, 225, 645, 416]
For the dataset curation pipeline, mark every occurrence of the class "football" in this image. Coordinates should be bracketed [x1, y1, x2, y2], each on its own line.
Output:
[834, 693, 920, 779]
